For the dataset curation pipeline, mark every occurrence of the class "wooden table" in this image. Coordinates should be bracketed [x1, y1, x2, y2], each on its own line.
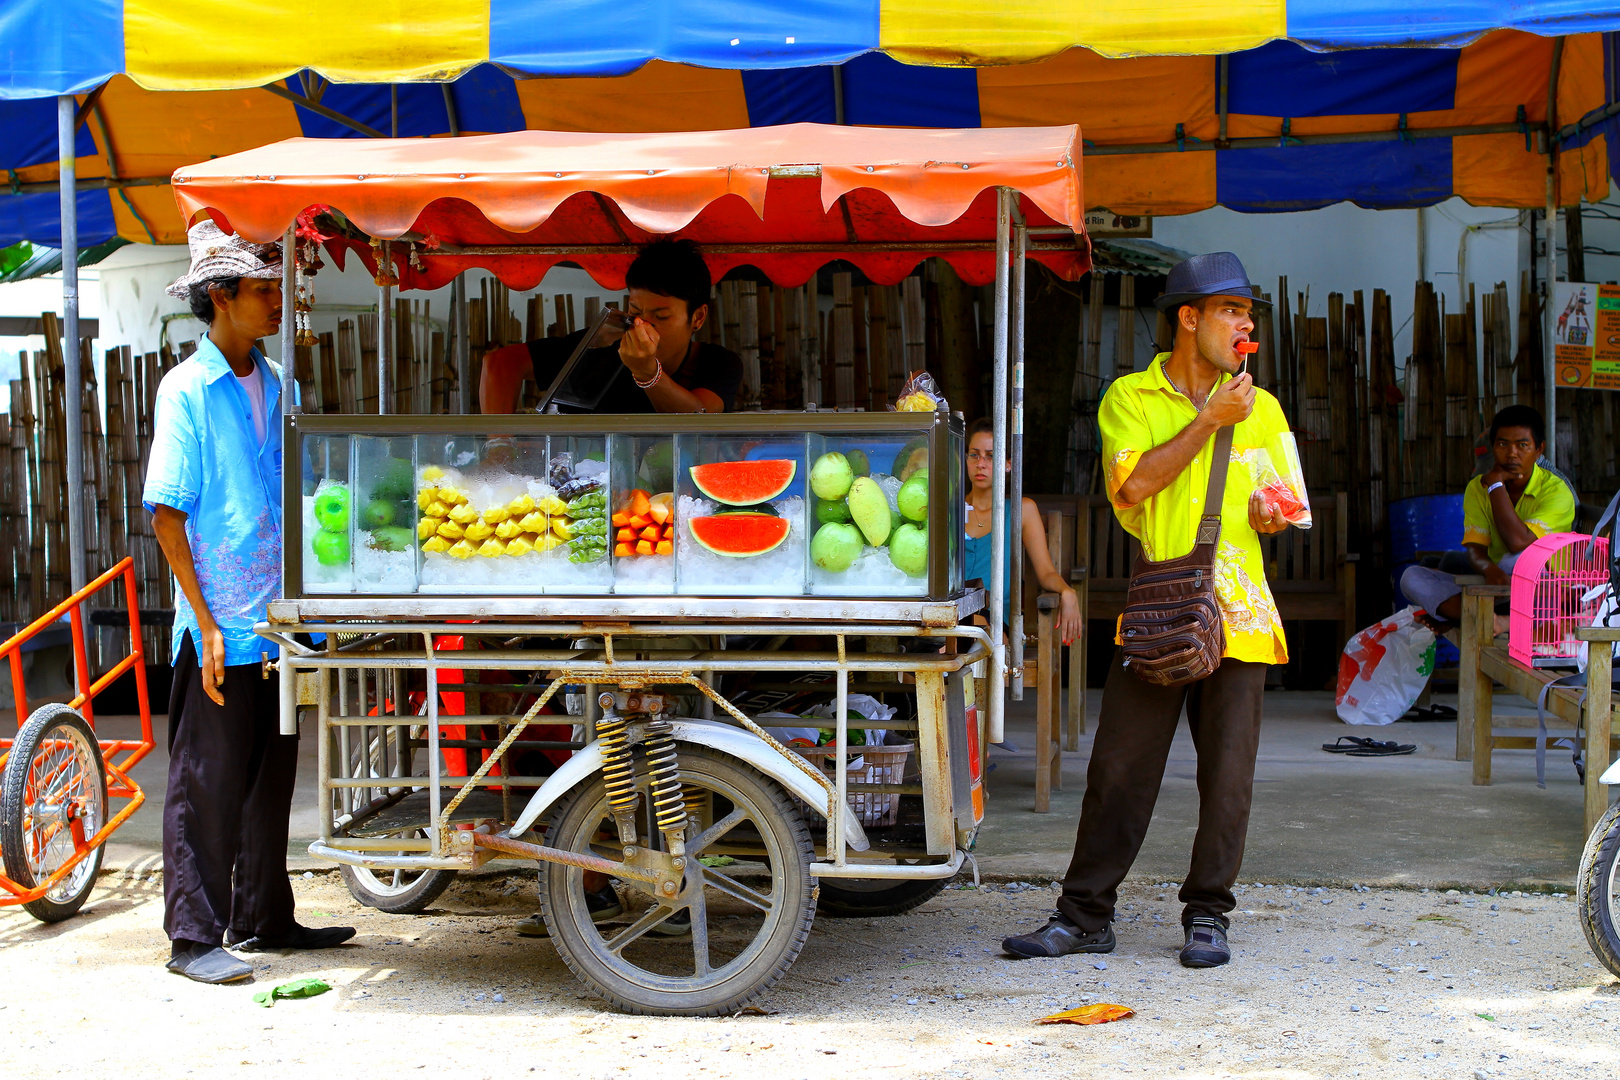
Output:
[1458, 581, 1619, 835]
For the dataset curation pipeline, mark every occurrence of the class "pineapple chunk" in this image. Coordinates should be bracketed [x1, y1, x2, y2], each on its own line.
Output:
[448, 539, 478, 559]
[417, 488, 439, 511]
[436, 520, 466, 540]
[533, 533, 565, 552]
[537, 495, 568, 517]
[417, 517, 441, 540]
[482, 505, 510, 524]
[425, 500, 450, 519]
[517, 511, 548, 532]
[448, 503, 479, 525]
[420, 465, 446, 483]
[505, 535, 534, 557]
[477, 538, 506, 557]
[438, 486, 469, 507]
[494, 519, 521, 539]
[507, 493, 536, 516]
[464, 520, 495, 542]
[550, 517, 573, 540]
[421, 535, 451, 554]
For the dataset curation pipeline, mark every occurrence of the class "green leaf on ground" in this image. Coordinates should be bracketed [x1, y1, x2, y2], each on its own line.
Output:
[1475, 1012, 1495, 1022]
[253, 978, 332, 1008]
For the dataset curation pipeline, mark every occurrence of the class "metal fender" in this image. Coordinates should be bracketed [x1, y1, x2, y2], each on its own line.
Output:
[1602, 756, 1620, 785]
[508, 718, 869, 851]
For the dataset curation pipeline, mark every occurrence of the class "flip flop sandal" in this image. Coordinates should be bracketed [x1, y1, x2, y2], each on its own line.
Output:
[1322, 736, 1417, 756]
[1403, 704, 1457, 722]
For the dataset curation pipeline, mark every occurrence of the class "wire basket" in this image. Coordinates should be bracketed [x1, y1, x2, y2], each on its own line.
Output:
[792, 744, 914, 827]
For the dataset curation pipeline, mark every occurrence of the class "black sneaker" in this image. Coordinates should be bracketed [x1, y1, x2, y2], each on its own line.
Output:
[231, 924, 356, 952]
[1179, 917, 1230, 967]
[1002, 914, 1115, 958]
[516, 884, 622, 938]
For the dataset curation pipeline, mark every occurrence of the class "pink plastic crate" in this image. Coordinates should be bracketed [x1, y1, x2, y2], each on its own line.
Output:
[1508, 532, 1611, 667]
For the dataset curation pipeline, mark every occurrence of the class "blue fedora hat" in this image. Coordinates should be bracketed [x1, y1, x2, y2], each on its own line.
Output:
[1153, 251, 1270, 313]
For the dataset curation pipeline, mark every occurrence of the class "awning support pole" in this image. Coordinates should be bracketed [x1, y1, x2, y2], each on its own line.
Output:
[1543, 36, 1565, 466]
[988, 188, 1010, 744]
[379, 240, 393, 415]
[454, 275, 470, 414]
[280, 224, 296, 413]
[57, 95, 87, 608]
[1009, 207, 1027, 700]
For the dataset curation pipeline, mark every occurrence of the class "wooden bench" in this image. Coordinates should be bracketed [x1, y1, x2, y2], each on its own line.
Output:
[1074, 489, 1357, 666]
[1456, 584, 1619, 836]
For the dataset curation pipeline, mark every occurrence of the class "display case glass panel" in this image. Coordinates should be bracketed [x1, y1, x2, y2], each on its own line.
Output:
[945, 425, 964, 595]
[610, 435, 678, 594]
[805, 432, 931, 596]
[300, 433, 353, 594]
[351, 436, 416, 594]
[674, 432, 808, 596]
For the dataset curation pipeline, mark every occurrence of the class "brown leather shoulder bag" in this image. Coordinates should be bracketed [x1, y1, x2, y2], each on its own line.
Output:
[1119, 425, 1234, 686]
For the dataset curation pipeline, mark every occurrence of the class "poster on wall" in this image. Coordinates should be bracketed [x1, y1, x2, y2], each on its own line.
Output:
[1552, 281, 1620, 390]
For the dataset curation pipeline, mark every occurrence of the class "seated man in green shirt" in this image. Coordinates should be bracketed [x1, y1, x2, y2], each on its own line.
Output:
[1400, 404, 1575, 629]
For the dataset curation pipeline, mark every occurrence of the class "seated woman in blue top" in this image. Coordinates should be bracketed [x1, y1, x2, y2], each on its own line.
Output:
[963, 418, 1082, 644]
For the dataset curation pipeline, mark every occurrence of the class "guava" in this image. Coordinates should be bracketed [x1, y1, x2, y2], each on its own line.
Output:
[845, 449, 870, 477]
[898, 473, 929, 522]
[889, 523, 928, 577]
[312, 484, 350, 533]
[816, 498, 852, 525]
[372, 457, 414, 500]
[811, 522, 862, 573]
[847, 476, 891, 547]
[637, 440, 675, 492]
[311, 528, 350, 566]
[810, 452, 855, 500]
[360, 498, 396, 529]
[891, 437, 929, 481]
[367, 525, 413, 553]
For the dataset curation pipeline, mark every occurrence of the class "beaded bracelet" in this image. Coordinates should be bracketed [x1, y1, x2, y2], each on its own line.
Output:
[634, 359, 663, 390]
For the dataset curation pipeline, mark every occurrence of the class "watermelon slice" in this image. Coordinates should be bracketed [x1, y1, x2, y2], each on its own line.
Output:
[689, 513, 791, 557]
[689, 459, 796, 506]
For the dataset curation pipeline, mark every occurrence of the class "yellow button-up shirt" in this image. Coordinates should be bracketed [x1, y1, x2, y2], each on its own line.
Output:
[1461, 464, 1575, 563]
[1100, 353, 1291, 665]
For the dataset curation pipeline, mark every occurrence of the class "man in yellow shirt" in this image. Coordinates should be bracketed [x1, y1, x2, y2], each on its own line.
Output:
[1003, 252, 1295, 969]
[1401, 405, 1575, 631]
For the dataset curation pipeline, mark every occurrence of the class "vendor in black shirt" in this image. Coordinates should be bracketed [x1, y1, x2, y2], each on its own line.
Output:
[479, 238, 743, 415]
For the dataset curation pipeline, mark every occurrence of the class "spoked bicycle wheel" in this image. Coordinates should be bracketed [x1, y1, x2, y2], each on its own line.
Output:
[1577, 799, 1620, 977]
[540, 745, 815, 1016]
[337, 721, 456, 913]
[0, 704, 109, 922]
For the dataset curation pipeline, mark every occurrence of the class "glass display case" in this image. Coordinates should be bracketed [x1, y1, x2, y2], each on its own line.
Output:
[285, 412, 964, 604]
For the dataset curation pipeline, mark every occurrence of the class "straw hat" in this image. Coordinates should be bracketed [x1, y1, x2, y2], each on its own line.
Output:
[165, 219, 283, 299]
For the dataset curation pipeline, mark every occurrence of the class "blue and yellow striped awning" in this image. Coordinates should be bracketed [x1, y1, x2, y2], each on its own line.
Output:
[2, 5, 1619, 247]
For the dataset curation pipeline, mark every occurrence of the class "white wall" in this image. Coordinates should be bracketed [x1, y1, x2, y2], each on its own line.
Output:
[1153, 196, 1530, 373]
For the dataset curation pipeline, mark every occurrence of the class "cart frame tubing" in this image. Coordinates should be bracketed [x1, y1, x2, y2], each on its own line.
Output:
[263, 620, 989, 881]
[0, 557, 155, 904]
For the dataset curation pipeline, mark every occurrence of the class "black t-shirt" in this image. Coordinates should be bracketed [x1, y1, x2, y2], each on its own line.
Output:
[524, 331, 743, 413]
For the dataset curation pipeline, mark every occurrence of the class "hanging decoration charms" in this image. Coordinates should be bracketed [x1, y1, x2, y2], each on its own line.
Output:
[293, 236, 321, 346]
[370, 236, 399, 288]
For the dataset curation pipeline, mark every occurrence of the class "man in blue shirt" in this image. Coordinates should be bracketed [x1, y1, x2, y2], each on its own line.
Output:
[144, 221, 353, 984]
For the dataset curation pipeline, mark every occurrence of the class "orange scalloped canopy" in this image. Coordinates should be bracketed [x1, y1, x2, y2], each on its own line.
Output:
[170, 123, 1087, 290]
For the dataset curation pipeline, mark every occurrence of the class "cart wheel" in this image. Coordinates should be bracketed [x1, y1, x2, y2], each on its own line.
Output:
[1577, 799, 1620, 978]
[815, 877, 948, 918]
[340, 830, 457, 914]
[0, 704, 108, 923]
[540, 746, 814, 1016]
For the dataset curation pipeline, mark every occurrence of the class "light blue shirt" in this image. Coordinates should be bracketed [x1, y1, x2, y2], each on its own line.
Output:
[142, 338, 284, 667]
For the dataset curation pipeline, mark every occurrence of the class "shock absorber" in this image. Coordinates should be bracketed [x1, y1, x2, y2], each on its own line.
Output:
[641, 718, 687, 856]
[595, 710, 640, 844]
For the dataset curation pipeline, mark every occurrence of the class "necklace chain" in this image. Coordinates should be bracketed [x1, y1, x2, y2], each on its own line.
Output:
[1164, 370, 1213, 410]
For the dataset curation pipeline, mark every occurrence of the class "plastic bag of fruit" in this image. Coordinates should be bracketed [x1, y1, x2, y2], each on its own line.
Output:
[1250, 432, 1312, 529]
[893, 370, 947, 413]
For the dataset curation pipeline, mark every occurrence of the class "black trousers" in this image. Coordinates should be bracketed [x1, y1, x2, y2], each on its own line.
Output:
[1056, 651, 1267, 933]
[163, 632, 299, 947]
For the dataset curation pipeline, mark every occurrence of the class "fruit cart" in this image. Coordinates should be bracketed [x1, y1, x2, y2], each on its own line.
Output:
[172, 123, 1089, 1014]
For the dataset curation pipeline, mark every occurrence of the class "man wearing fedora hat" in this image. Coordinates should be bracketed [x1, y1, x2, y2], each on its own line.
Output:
[1003, 252, 1296, 968]
[143, 220, 354, 984]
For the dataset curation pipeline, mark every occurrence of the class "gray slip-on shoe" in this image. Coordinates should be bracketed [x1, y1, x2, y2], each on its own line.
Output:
[166, 946, 253, 984]
[1002, 915, 1115, 959]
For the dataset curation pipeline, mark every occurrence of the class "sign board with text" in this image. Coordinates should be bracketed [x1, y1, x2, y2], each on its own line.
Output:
[1551, 281, 1620, 390]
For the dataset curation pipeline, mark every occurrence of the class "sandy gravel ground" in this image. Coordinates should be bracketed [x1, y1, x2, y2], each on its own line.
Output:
[1, 871, 1616, 1080]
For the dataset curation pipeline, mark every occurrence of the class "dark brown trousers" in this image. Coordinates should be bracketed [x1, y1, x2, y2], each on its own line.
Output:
[163, 632, 299, 947]
[1056, 650, 1267, 933]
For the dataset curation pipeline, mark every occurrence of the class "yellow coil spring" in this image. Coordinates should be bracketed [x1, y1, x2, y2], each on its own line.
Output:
[682, 784, 707, 826]
[595, 714, 638, 818]
[642, 719, 687, 836]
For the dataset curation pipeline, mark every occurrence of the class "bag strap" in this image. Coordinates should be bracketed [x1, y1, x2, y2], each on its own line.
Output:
[1195, 426, 1236, 547]
[1590, 487, 1620, 558]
